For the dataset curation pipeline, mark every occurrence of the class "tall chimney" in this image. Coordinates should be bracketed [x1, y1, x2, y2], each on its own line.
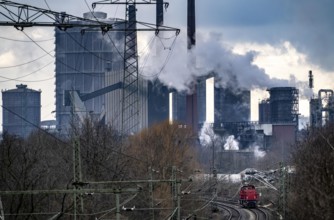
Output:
[309, 70, 314, 89]
[186, 0, 198, 132]
[187, 0, 196, 49]
[156, 0, 164, 27]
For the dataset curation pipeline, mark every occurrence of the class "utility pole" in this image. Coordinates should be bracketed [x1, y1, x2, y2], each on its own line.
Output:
[115, 189, 121, 220]
[171, 166, 177, 219]
[278, 161, 287, 219]
[72, 138, 84, 219]
[176, 180, 181, 220]
[210, 137, 218, 212]
[0, 196, 4, 220]
[69, 91, 85, 219]
[149, 167, 155, 220]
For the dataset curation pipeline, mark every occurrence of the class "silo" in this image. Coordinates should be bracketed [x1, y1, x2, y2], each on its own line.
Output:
[2, 84, 41, 138]
[268, 87, 299, 124]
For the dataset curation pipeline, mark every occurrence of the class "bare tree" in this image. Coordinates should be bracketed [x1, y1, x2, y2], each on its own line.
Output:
[0, 131, 73, 219]
[288, 124, 334, 220]
[123, 121, 202, 219]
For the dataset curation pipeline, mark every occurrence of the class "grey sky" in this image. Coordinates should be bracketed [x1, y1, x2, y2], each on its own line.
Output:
[0, 0, 333, 127]
[3, 0, 332, 70]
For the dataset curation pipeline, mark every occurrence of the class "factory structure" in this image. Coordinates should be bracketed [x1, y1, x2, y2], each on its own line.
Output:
[1, 3, 301, 147]
[310, 89, 334, 127]
[2, 84, 41, 138]
[258, 87, 299, 146]
[54, 12, 126, 133]
[54, 4, 173, 134]
[309, 71, 334, 128]
[2, 2, 334, 177]
[217, 86, 300, 173]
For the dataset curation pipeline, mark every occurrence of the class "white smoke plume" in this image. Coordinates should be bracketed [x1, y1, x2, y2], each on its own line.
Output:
[198, 122, 223, 147]
[223, 135, 239, 150]
[250, 144, 266, 158]
[142, 32, 309, 96]
[199, 124, 241, 151]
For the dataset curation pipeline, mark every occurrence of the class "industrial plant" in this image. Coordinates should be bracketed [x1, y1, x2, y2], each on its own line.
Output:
[0, 0, 332, 164]
[1, 1, 334, 220]
[2, 0, 332, 157]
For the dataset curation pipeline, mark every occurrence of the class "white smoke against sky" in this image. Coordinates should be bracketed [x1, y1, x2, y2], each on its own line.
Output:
[142, 32, 308, 94]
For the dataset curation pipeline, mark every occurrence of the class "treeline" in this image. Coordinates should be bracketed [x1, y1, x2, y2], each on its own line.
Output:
[287, 124, 334, 220]
[0, 120, 208, 220]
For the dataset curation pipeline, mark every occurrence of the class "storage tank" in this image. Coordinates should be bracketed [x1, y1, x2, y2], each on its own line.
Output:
[2, 84, 41, 138]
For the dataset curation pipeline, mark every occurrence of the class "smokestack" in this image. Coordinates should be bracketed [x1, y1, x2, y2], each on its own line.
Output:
[309, 70, 314, 89]
[154, 0, 164, 56]
[186, 0, 198, 132]
[187, 0, 196, 49]
[156, 0, 163, 27]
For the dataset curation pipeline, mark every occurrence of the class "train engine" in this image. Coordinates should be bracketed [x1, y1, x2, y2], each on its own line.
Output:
[239, 184, 259, 208]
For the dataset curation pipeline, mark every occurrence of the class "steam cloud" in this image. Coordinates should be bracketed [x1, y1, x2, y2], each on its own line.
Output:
[143, 32, 310, 97]
[223, 135, 239, 150]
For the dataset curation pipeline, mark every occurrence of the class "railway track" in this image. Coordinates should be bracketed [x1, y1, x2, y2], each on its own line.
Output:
[214, 200, 273, 220]
[248, 207, 271, 220]
[215, 201, 242, 220]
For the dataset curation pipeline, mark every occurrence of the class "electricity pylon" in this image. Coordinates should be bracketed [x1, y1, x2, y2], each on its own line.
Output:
[92, 0, 180, 135]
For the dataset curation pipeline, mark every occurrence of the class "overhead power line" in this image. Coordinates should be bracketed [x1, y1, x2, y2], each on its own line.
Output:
[0, 60, 54, 82]
[0, 50, 52, 69]
[0, 35, 53, 42]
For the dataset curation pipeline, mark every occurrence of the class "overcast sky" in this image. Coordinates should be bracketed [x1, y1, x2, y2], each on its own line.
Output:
[1, 0, 333, 130]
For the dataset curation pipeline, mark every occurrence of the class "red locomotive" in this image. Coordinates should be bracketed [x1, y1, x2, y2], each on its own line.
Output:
[239, 184, 259, 208]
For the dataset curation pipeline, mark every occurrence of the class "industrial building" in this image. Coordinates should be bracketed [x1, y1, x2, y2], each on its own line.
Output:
[259, 99, 271, 124]
[170, 74, 251, 134]
[147, 80, 170, 126]
[168, 72, 253, 150]
[215, 87, 300, 173]
[169, 91, 187, 125]
[54, 10, 172, 134]
[195, 74, 252, 148]
[215, 87, 250, 123]
[257, 87, 299, 149]
[105, 74, 170, 131]
[309, 89, 334, 128]
[2, 84, 41, 138]
[54, 12, 124, 133]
